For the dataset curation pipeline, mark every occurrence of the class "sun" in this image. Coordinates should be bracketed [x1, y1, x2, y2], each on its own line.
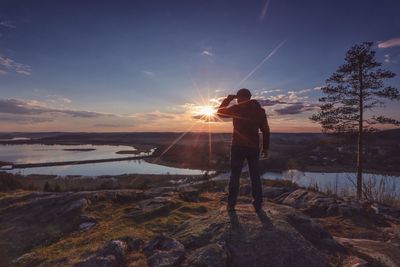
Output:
[197, 105, 215, 117]
[192, 105, 217, 121]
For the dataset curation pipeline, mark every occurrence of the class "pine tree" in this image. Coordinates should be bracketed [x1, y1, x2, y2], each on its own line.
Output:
[310, 42, 400, 199]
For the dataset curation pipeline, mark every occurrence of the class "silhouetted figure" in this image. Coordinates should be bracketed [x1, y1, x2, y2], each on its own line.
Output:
[217, 88, 270, 212]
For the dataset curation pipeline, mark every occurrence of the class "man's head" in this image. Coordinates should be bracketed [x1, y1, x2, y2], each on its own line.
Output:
[236, 88, 251, 104]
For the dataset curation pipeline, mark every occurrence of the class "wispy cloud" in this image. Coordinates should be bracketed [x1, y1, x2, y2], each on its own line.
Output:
[378, 37, 400, 48]
[143, 70, 155, 76]
[130, 110, 176, 122]
[0, 114, 52, 124]
[0, 98, 114, 118]
[383, 54, 397, 64]
[259, 0, 271, 21]
[0, 20, 16, 29]
[201, 50, 214, 57]
[0, 55, 31, 75]
[274, 102, 319, 115]
[255, 87, 321, 115]
[93, 123, 133, 128]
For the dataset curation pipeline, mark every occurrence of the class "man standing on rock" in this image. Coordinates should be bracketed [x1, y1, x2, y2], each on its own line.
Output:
[217, 88, 270, 212]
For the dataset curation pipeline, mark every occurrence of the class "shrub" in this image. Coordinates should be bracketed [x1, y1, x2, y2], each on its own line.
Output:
[0, 172, 22, 191]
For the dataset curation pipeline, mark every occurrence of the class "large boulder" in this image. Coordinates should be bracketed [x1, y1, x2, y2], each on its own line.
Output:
[74, 240, 128, 267]
[173, 202, 343, 267]
[143, 235, 185, 267]
[0, 192, 89, 265]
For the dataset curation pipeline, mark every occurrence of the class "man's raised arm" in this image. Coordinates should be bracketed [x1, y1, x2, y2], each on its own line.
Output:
[217, 95, 236, 118]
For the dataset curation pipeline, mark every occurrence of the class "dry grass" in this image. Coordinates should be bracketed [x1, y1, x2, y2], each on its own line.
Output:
[16, 193, 213, 266]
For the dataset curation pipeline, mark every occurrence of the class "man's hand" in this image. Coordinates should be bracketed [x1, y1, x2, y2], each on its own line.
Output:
[226, 94, 236, 102]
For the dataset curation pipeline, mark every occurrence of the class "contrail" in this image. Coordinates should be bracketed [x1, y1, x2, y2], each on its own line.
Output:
[236, 39, 287, 88]
[259, 0, 271, 21]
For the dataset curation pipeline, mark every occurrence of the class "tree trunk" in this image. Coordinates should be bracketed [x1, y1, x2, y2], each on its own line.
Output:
[357, 63, 364, 199]
[357, 118, 363, 199]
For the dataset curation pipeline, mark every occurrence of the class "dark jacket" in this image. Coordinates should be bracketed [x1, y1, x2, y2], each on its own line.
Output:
[217, 98, 270, 150]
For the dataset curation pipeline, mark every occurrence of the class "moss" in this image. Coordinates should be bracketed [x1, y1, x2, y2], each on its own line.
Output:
[15, 196, 215, 266]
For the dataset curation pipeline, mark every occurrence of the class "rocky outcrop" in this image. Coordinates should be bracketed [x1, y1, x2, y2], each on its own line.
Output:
[0, 192, 89, 264]
[174, 204, 339, 267]
[2, 187, 400, 267]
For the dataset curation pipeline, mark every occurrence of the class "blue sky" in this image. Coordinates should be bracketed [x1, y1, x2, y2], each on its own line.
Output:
[0, 0, 399, 132]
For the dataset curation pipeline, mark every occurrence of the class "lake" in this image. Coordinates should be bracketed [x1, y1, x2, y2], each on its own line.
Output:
[0, 144, 138, 164]
[1, 144, 207, 176]
[213, 169, 400, 195]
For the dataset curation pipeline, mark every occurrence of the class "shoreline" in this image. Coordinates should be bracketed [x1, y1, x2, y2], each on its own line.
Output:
[1, 141, 400, 177]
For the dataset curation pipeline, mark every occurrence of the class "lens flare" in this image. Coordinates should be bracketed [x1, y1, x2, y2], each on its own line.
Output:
[196, 105, 215, 118]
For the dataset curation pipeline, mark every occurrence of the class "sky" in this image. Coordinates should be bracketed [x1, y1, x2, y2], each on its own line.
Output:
[0, 0, 399, 133]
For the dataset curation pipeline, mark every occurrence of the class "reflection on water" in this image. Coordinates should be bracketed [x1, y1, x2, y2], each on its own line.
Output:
[2, 144, 207, 176]
[0, 144, 137, 164]
[9, 160, 207, 176]
[263, 170, 400, 195]
[213, 170, 400, 195]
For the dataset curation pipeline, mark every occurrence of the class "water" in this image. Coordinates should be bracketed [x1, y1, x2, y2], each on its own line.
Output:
[0, 144, 138, 164]
[213, 170, 400, 195]
[9, 160, 206, 176]
[1, 144, 207, 176]
[263, 170, 400, 193]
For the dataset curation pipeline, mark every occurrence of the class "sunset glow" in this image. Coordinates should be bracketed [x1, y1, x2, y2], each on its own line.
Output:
[195, 105, 217, 119]
[0, 1, 399, 133]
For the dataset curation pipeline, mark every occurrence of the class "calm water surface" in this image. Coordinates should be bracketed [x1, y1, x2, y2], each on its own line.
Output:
[1, 144, 207, 176]
[0, 144, 137, 164]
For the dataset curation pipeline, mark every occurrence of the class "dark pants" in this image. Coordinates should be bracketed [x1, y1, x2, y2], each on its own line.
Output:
[228, 146, 263, 207]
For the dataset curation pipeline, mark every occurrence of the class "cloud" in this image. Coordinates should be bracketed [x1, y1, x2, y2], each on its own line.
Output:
[201, 50, 214, 57]
[0, 20, 16, 29]
[0, 55, 31, 75]
[378, 38, 400, 48]
[143, 70, 155, 76]
[255, 87, 321, 115]
[0, 114, 52, 124]
[274, 102, 319, 115]
[383, 54, 397, 64]
[256, 99, 287, 106]
[93, 123, 133, 128]
[0, 98, 113, 118]
[130, 111, 176, 121]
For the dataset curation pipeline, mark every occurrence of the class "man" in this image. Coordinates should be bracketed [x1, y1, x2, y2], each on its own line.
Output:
[217, 88, 270, 212]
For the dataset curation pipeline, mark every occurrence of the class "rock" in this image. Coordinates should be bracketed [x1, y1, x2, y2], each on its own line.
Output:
[276, 189, 364, 218]
[182, 243, 227, 267]
[100, 240, 128, 263]
[179, 186, 200, 202]
[284, 212, 344, 253]
[239, 184, 251, 195]
[125, 197, 180, 222]
[143, 187, 177, 198]
[342, 256, 370, 267]
[0, 192, 89, 265]
[86, 190, 145, 204]
[119, 236, 145, 252]
[335, 237, 400, 267]
[143, 235, 185, 267]
[74, 240, 128, 267]
[262, 186, 295, 199]
[174, 203, 336, 267]
[79, 222, 96, 231]
[371, 203, 400, 221]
